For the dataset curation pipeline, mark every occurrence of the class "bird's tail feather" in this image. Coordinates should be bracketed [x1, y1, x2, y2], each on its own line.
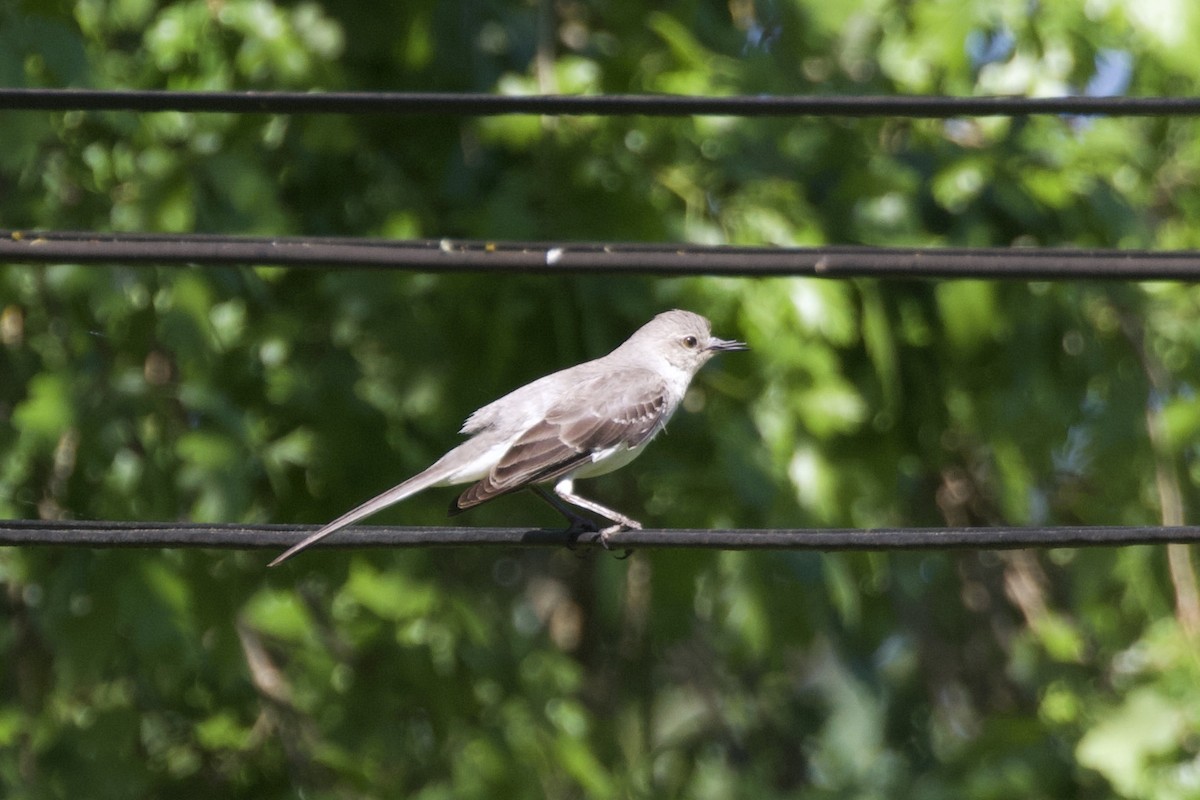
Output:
[268, 467, 446, 567]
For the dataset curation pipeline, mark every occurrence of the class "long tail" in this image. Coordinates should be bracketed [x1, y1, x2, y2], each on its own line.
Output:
[268, 468, 446, 567]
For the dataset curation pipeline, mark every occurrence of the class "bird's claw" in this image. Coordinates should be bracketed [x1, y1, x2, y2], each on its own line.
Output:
[599, 521, 639, 559]
[561, 519, 637, 559]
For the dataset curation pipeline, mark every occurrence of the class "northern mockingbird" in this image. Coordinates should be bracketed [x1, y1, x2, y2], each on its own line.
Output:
[269, 309, 746, 565]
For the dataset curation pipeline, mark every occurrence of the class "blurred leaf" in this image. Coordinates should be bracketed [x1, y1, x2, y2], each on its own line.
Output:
[1077, 688, 1190, 797]
[12, 372, 74, 442]
[345, 560, 438, 622]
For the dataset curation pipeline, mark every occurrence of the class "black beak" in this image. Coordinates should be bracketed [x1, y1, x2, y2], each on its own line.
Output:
[708, 337, 748, 352]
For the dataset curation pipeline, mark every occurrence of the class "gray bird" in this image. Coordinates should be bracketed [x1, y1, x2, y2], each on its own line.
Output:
[269, 309, 746, 565]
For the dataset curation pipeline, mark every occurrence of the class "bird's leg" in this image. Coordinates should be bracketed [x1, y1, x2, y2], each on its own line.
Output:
[530, 486, 597, 534]
[549, 478, 642, 551]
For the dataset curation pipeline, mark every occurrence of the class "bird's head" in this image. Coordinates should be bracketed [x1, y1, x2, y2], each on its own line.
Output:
[621, 309, 747, 375]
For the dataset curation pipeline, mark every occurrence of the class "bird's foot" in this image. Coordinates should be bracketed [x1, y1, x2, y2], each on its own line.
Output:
[561, 515, 599, 553]
[598, 520, 640, 560]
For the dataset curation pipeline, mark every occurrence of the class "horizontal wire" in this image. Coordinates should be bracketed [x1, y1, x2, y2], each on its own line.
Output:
[4, 230, 1200, 280]
[1, 89, 1199, 117]
[2, 520, 1199, 553]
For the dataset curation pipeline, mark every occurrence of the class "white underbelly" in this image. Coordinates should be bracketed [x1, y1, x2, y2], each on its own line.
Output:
[570, 443, 646, 480]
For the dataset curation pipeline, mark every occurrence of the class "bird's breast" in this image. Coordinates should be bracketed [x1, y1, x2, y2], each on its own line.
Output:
[570, 442, 648, 480]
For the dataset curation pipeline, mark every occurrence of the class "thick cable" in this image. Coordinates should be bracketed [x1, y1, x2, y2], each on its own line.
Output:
[3, 231, 1200, 280]
[2, 520, 1199, 553]
[1, 88, 1198, 117]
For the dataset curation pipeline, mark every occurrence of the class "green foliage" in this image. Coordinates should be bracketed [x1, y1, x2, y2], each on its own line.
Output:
[3, 0, 1200, 797]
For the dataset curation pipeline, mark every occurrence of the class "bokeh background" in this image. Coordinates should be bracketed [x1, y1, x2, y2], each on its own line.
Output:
[3, 1, 1200, 797]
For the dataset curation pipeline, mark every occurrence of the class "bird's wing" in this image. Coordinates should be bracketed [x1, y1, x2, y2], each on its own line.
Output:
[452, 368, 671, 510]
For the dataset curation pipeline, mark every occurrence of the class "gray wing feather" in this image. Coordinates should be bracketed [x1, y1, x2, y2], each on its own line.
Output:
[453, 369, 670, 510]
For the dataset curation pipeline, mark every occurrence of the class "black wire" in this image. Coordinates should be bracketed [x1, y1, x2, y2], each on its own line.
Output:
[3, 230, 1200, 280]
[2, 520, 1198, 553]
[2, 88, 1199, 117]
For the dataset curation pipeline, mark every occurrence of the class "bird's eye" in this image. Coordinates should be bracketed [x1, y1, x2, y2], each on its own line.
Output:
[682, 335, 698, 348]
